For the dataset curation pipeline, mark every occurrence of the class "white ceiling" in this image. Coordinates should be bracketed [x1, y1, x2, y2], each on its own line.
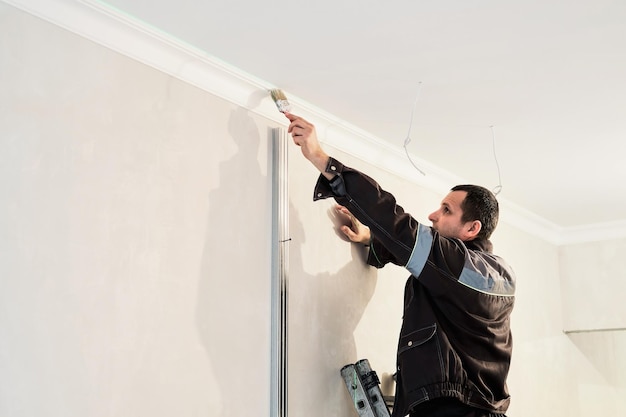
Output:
[58, 1, 626, 232]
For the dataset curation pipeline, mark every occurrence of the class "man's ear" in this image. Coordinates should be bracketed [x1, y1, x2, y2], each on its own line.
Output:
[464, 220, 482, 240]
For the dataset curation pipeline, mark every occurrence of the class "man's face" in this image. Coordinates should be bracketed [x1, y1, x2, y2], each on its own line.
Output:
[428, 190, 473, 240]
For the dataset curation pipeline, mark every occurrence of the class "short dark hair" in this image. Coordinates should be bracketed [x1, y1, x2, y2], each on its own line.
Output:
[451, 184, 499, 240]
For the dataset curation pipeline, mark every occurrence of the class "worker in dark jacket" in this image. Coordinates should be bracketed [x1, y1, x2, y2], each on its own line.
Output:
[286, 112, 515, 417]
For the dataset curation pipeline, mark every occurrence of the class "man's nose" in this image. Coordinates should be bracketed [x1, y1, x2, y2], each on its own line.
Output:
[428, 211, 437, 222]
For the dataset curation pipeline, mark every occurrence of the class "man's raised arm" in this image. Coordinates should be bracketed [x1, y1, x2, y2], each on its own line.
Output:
[285, 113, 335, 181]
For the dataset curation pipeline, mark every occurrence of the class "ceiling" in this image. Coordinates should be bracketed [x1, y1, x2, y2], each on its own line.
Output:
[74, 1, 626, 232]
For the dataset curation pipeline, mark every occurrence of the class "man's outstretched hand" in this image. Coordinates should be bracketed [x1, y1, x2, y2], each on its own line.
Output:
[335, 204, 371, 245]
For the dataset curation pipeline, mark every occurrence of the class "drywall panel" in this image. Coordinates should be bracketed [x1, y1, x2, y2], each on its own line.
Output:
[0, 5, 275, 417]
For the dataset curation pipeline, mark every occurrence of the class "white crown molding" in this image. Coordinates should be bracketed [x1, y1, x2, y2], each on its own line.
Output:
[557, 220, 626, 246]
[6, 0, 626, 246]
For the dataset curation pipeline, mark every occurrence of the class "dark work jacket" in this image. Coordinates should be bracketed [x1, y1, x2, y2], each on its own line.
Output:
[313, 158, 516, 417]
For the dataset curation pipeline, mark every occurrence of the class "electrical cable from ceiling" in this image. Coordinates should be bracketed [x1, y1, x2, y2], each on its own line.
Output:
[403, 82, 426, 176]
[402, 82, 503, 196]
[490, 125, 503, 196]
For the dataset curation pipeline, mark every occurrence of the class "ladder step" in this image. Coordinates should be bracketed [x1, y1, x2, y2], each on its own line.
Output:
[341, 359, 391, 417]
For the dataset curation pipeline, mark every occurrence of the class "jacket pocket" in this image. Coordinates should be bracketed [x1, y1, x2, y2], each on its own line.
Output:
[397, 323, 444, 390]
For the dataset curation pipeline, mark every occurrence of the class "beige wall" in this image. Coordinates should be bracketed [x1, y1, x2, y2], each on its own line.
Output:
[558, 238, 626, 414]
[559, 238, 626, 332]
[1, 5, 276, 416]
[2, 3, 625, 417]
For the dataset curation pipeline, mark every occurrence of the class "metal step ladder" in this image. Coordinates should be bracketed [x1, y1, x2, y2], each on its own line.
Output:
[341, 359, 391, 417]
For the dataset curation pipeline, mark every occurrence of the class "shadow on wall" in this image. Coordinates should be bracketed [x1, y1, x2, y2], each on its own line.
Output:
[287, 193, 379, 415]
[195, 103, 271, 416]
[194, 95, 382, 416]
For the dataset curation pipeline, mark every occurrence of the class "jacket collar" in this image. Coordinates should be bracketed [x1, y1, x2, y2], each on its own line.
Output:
[465, 238, 493, 253]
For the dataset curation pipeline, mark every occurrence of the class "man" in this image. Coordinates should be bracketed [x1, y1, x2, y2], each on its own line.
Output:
[285, 112, 515, 417]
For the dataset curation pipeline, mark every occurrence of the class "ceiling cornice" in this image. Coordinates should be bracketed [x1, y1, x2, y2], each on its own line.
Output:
[6, 0, 626, 246]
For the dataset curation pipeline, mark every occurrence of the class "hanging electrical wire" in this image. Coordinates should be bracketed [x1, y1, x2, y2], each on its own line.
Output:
[490, 125, 503, 196]
[402, 83, 504, 193]
[403, 82, 426, 176]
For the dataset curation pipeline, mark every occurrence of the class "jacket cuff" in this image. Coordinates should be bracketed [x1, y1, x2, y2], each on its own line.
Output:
[313, 157, 347, 201]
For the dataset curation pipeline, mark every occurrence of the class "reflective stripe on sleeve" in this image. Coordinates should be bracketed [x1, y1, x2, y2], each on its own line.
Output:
[405, 224, 433, 277]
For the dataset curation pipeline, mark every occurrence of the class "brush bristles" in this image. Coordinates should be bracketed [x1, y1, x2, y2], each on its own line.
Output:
[270, 89, 287, 102]
[269, 89, 292, 113]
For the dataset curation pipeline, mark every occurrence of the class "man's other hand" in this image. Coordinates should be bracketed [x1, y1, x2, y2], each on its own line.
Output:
[335, 204, 371, 245]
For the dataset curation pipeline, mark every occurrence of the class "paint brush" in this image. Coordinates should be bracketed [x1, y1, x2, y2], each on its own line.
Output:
[269, 89, 292, 113]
